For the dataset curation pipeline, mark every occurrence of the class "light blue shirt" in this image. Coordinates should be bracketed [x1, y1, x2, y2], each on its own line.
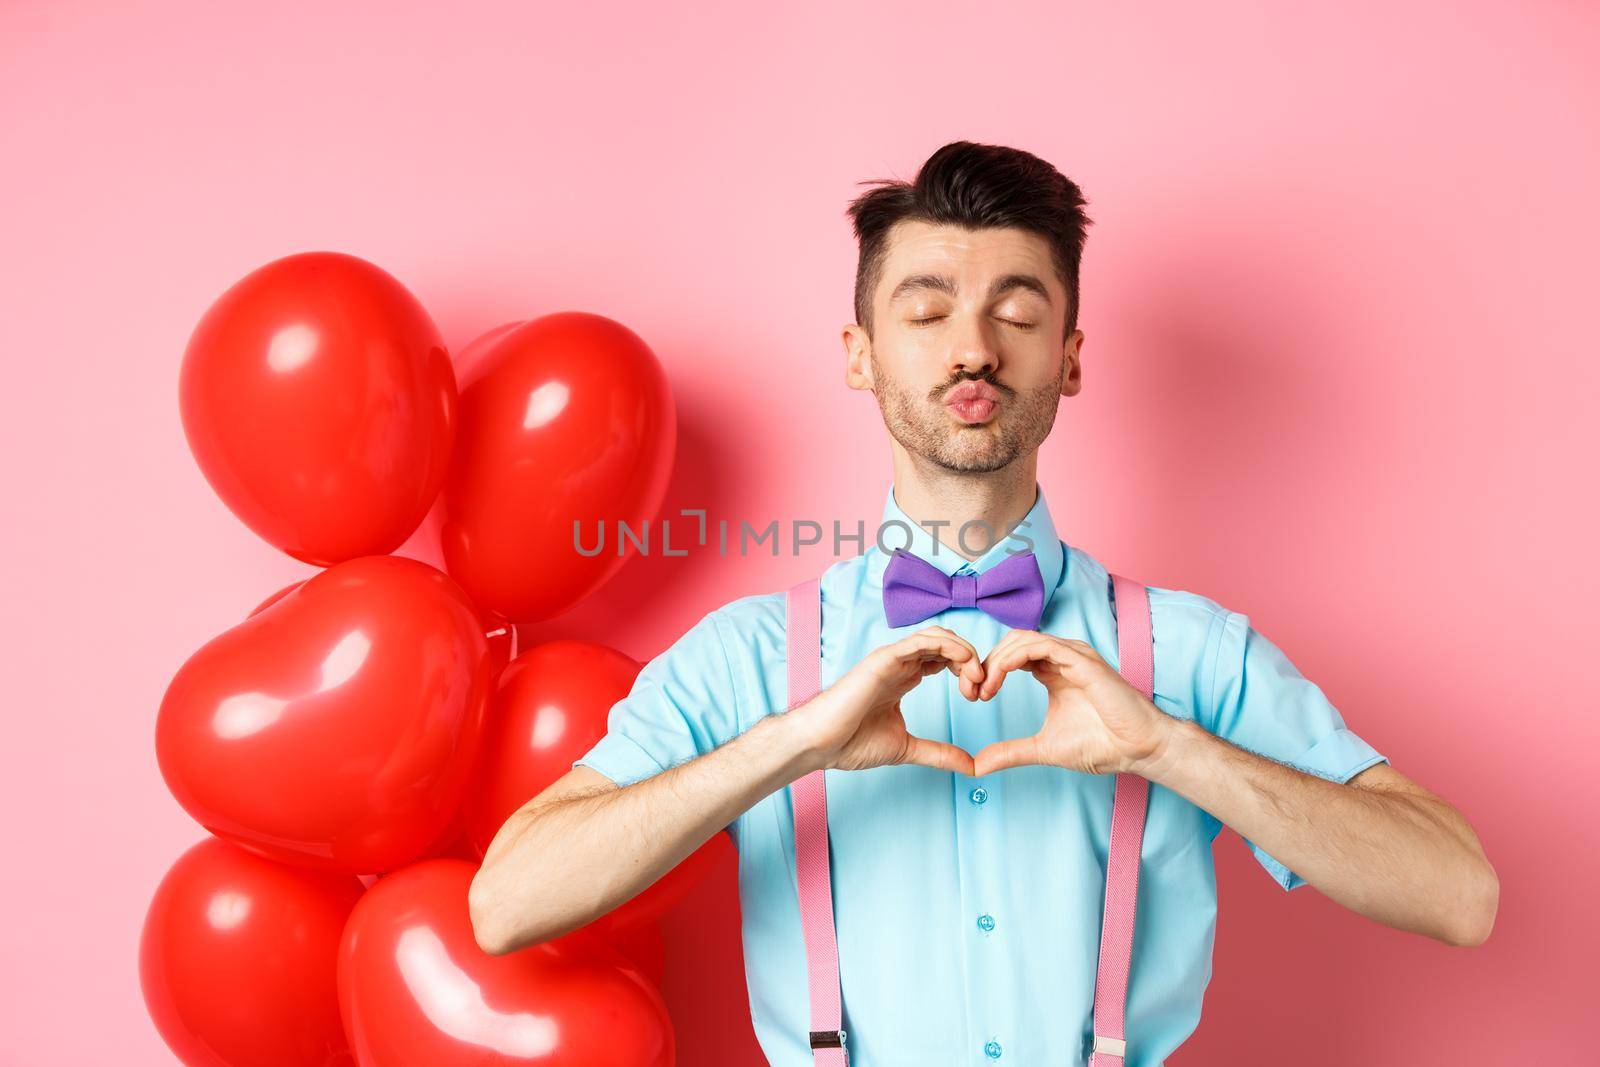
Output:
[574, 483, 1387, 1066]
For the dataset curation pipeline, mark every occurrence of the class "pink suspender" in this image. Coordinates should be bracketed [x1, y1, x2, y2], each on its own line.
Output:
[785, 573, 1155, 1066]
[1087, 574, 1155, 1065]
[786, 578, 850, 1065]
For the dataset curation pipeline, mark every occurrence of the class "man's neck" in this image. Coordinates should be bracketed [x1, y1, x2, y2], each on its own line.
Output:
[889, 453, 1039, 563]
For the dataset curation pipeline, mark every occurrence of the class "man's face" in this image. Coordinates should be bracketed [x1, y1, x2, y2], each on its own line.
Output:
[844, 220, 1083, 473]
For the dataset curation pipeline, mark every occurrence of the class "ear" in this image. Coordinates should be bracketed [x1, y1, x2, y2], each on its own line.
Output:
[843, 322, 875, 391]
[1060, 329, 1085, 399]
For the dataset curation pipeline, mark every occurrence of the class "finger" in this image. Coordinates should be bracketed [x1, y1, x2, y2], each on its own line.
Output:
[875, 645, 965, 698]
[985, 639, 1088, 681]
[985, 627, 1031, 657]
[916, 626, 986, 687]
[978, 631, 1050, 699]
[1017, 635, 1096, 673]
[897, 627, 978, 662]
[892, 629, 982, 685]
[991, 627, 1040, 655]
[901, 736, 977, 776]
[974, 629, 1029, 699]
[972, 736, 1042, 777]
[981, 636, 1088, 697]
[1060, 637, 1105, 663]
[874, 634, 957, 675]
[927, 626, 993, 700]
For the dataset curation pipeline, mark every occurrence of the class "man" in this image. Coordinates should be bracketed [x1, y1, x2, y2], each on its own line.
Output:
[469, 141, 1498, 1065]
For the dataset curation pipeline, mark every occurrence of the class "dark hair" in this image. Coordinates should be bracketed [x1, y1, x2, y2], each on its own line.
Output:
[846, 141, 1092, 339]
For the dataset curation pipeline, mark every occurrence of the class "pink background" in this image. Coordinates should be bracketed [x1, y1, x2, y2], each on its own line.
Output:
[2, 1, 1595, 1063]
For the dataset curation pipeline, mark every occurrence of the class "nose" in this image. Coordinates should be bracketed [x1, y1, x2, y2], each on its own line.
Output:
[945, 314, 1000, 379]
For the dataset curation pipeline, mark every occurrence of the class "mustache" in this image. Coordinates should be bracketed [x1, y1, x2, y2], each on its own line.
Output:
[929, 372, 1014, 403]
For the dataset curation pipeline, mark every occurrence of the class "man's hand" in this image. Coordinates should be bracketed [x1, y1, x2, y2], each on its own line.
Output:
[790, 625, 984, 775]
[970, 629, 1177, 777]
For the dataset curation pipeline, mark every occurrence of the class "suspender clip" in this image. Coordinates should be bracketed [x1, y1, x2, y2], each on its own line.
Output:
[809, 1028, 847, 1050]
[1093, 1033, 1127, 1056]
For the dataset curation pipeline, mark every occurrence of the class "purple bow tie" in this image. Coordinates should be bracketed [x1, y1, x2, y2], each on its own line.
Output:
[882, 547, 1045, 630]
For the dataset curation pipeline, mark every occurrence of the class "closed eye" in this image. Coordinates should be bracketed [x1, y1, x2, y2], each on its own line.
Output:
[909, 316, 1037, 331]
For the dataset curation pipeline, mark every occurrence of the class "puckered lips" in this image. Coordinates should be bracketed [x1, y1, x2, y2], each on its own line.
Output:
[943, 380, 1002, 424]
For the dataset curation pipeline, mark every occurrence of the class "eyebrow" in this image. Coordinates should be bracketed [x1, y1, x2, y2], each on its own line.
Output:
[887, 272, 1053, 306]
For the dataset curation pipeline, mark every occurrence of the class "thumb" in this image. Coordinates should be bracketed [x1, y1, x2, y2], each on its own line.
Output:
[973, 736, 1042, 777]
[900, 737, 976, 776]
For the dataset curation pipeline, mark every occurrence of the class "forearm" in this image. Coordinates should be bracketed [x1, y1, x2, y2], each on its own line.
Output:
[470, 709, 822, 954]
[1137, 719, 1496, 946]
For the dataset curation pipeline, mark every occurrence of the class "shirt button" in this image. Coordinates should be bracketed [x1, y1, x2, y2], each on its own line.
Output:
[976, 913, 995, 932]
[984, 1040, 1003, 1058]
[969, 787, 988, 805]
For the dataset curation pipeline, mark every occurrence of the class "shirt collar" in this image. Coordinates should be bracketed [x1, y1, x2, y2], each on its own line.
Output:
[874, 481, 1067, 613]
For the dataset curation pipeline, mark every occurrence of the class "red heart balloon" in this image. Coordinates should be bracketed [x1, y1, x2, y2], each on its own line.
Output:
[157, 556, 495, 873]
[249, 577, 517, 676]
[338, 859, 675, 1067]
[461, 639, 642, 855]
[140, 836, 364, 1066]
[248, 580, 304, 617]
[600, 921, 667, 988]
[179, 251, 456, 566]
[460, 639, 724, 932]
[440, 313, 676, 622]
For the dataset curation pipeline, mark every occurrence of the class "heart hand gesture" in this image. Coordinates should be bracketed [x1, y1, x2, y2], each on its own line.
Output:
[792, 625, 984, 776]
[970, 630, 1174, 778]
